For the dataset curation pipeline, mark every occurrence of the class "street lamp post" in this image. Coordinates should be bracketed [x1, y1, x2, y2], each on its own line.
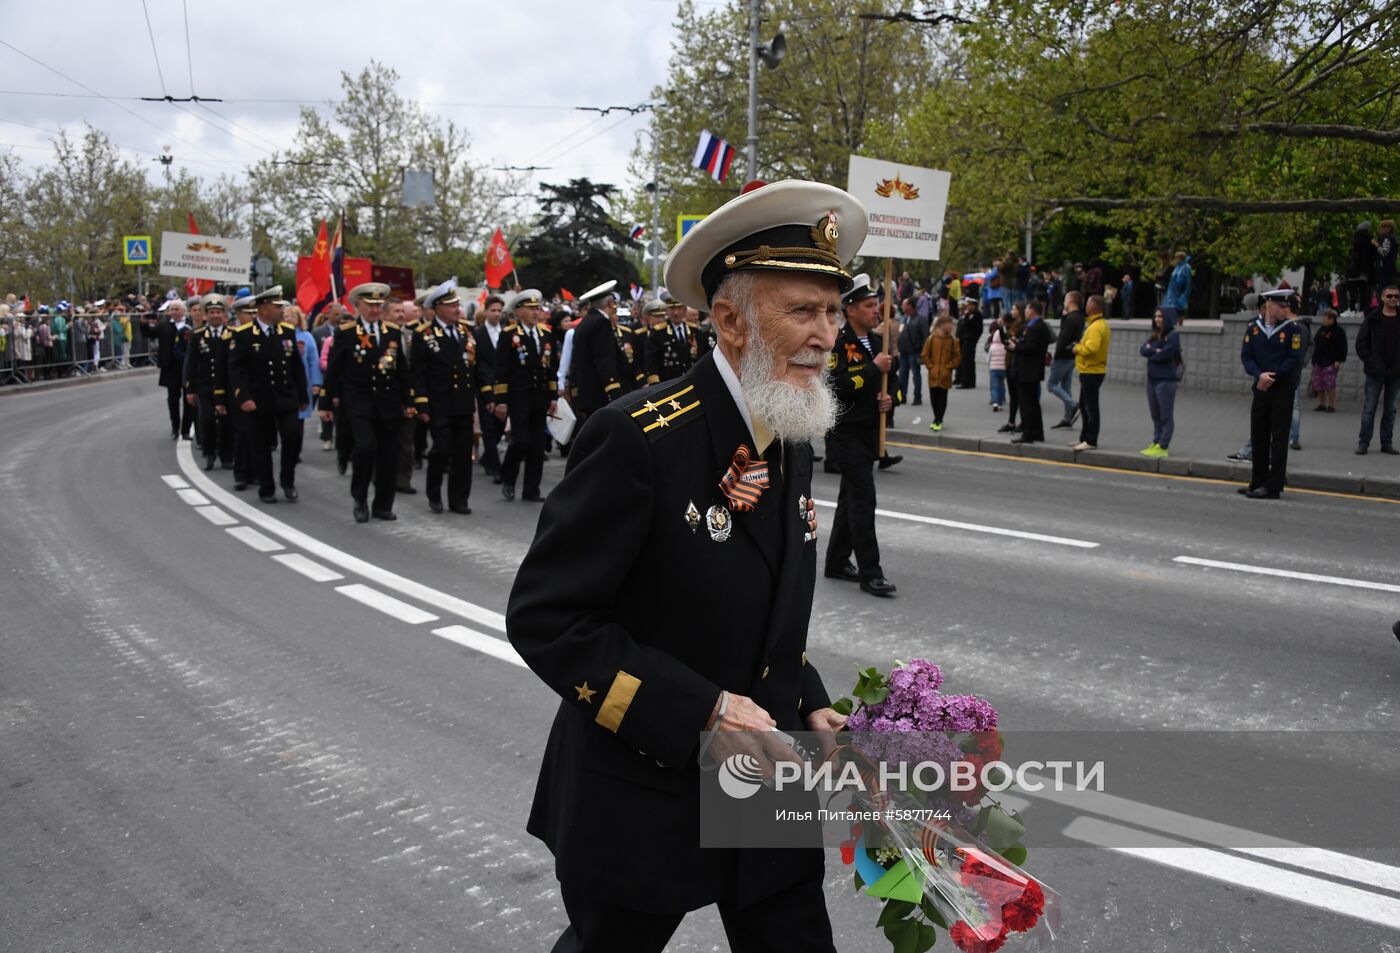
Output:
[745, 0, 786, 185]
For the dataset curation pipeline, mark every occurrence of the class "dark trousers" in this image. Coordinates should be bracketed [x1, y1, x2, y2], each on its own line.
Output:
[1007, 372, 1020, 424]
[478, 397, 502, 472]
[319, 414, 334, 443]
[1017, 380, 1044, 441]
[231, 409, 253, 483]
[1077, 372, 1105, 445]
[1250, 382, 1294, 494]
[197, 394, 234, 465]
[552, 868, 835, 953]
[165, 384, 193, 436]
[931, 387, 949, 423]
[500, 400, 548, 496]
[956, 342, 977, 387]
[824, 430, 882, 579]
[396, 416, 416, 490]
[426, 413, 474, 507]
[350, 416, 400, 511]
[897, 353, 922, 403]
[243, 408, 301, 494]
[415, 418, 429, 463]
[335, 406, 354, 470]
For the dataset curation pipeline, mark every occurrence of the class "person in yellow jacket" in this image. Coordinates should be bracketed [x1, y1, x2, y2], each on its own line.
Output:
[920, 314, 962, 431]
[1071, 294, 1111, 449]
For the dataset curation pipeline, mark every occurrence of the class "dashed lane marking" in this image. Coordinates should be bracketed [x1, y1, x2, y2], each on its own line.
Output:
[335, 584, 439, 625]
[175, 488, 210, 506]
[1173, 555, 1400, 594]
[811, 499, 1099, 549]
[226, 526, 284, 553]
[193, 505, 238, 527]
[161, 474, 190, 489]
[271, 553, 345, 582]
[431, 626, 527, 669]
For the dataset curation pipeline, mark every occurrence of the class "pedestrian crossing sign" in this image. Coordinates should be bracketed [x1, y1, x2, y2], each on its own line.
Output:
[677, 214, 707, 244]
[123, 235, 153, 265]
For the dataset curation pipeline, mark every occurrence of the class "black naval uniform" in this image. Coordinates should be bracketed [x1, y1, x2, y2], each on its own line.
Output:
[570, 307, 625, 416]
[493, 321, 558, 500]
[1241, 316, 1303, 496]
[473, 320, 504, 475]
[320, 319, 413, 516]
[225, 319, 309, 498]
[411, 317, 483, 511]
[616, 324, 646, 394]
[507, 352, 835, 950]
[183, 322, 234, 468]
[141, 315, 195, 438]
[825, 323, 898, 584]
[644, 319, 704, 385]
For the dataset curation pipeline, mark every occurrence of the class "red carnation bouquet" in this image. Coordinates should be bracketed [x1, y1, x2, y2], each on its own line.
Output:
[829, 659, 1060, 953]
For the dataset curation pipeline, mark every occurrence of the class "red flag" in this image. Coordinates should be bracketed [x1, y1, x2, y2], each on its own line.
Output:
[560, 288, 576, 302]
[296, 219, 332, 314]
[484, 228, 514, 288]
[185, 212, 215, 296]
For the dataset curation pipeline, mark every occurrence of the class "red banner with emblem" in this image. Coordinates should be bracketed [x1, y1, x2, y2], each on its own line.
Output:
[484, 228, 514, 289]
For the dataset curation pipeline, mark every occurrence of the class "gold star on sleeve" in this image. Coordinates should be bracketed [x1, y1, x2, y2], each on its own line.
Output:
[575, 682, 597, 703]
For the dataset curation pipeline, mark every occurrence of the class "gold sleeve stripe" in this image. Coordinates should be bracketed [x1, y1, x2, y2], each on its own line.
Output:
[641, 400, 699, 433]
[630, 384, 695, 418]
[594, 671, 641, 733]
[604, 382, 621, 392]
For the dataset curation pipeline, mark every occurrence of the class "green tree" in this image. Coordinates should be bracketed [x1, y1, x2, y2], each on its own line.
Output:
[514, 179, 641, 299]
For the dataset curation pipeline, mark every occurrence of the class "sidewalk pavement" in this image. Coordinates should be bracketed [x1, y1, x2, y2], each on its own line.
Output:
[887, 375, 1400, 500]
[0, 365, 156, 397]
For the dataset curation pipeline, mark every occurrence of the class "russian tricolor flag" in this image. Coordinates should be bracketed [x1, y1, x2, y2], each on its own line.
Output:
[629, 224, 646, 241]
[692, 129, 737, 183]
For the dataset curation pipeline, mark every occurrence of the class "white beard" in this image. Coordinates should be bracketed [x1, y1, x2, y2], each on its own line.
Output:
[738, 321, 837, 445]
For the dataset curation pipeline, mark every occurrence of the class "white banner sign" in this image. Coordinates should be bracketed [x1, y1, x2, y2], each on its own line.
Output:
[845, 156, 951, 261]
[158, 230, 253, 284]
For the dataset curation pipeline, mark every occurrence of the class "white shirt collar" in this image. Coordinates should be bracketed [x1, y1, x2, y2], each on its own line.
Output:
[486, 323, 500, 343]
[712, 347, 774, 453]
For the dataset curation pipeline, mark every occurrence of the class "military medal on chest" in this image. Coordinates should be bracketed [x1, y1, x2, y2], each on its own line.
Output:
[684, 500, 701, 534]
[800, 494, 819, 543]
[705, 504, 732, 542]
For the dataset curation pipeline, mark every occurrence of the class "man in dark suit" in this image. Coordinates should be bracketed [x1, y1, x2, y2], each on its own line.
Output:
[140, 299, 195, 439]
[182, 293, 235, 470]
[1007, 298, 1052, 443]
[473, 294, 507, 479]
[569, 281, 625, 420]
[493, 289, 558, 502]
[508, 181, 861, 953]
[319, 282, 416, 523]
[643, 296, 703, 385]
[824, 275, 899, 597]
[413, 279, 483, 514]
[224, 287, 309, 503]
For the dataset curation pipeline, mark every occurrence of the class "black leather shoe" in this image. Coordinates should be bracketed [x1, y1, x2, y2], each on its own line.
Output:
[336, 461, 348, 475]
[502, 485, 515, 501]
[492, 473, 503, 484]
[397, 485, 417, 495]
[824, 562, 861, 582]
[521, 493, 545, 503]
[1245, 487, 1281, 500]
[428, 498, 444, 513]
[449, 504, 472, 514]
[170, 432, 179, 441]
[1382, 446, 1399, 455]
[371, 509, 397, 521]
[233, 481, 248, 491]
[996, 424, 1017, 433]
[203, 457, 215, 471]
[1237, 486, 1254, 495]
[878, 454, 902, 470]
[1050, 419, 1073, 429]
[353, 503, 369, 523]
[282, 486, 298, 502]
[1356, 444, 1368, 455]
[259, 493, 277, 504]
[860, 576, 898, 597]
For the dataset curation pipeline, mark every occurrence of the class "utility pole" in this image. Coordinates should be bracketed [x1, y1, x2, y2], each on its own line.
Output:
[746, 0, 760, 183]
[650, 132, 663, 294]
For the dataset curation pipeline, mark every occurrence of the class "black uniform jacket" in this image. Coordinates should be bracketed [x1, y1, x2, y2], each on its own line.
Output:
[225, 321, 308, 414]
[492, 322, 558, 410]
[506, 352, 831, 912]
[1011, 317, 1052, 383]
[183, 324, 231, 399]
[141, 317, 192, 389]
[616, 323, 646, 393]
[319, 320, 413, 419]
[829, 322, 899, 437]
[644, 320, 705, 385]
[410, 318, 484, 417]
[473, 322, 501, 395]
[569, 308, 624, 413]
[1241, 317, 1303, 391]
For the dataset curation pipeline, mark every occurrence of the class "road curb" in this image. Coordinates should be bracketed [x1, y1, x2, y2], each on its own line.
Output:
[0, 366, 157, 397]
[886, 427, 1400, 500]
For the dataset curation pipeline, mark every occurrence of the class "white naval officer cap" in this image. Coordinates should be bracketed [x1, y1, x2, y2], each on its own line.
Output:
[507, 289, 545, 313]
[578, 280, 618, 304]
[424, 277, 461, 310]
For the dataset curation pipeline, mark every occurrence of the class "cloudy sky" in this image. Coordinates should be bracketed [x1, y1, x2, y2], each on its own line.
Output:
[1, 0, 705, 196]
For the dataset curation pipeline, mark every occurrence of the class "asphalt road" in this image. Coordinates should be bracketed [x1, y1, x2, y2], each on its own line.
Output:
[2, 375, 1398, 952]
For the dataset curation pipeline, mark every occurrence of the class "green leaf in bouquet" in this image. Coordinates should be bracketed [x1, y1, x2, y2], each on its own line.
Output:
[971, 806, 991, 836]
[877, 899, 917, 928]
[997, 843, 1028, 867]
[854, 870, 866, 891]
[919, 896, 949, 928]
[984, 806, 1026, 850]
[866, 858, 925, 903]
[831, 697, 855, 716]
[984, 764, 1009, 789]
[883, 917, 919, 953]
[859, 685, 891, 705]
[915, 921, 939, 952]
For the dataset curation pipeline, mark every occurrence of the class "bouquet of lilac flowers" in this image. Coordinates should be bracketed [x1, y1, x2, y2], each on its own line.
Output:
[830, 659, 1060, 953]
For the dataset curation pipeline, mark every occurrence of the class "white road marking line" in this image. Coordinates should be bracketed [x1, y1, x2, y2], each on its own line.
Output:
[1173, 555, 1400, 594]
[226, 526, 284, 553]
[272, 553, 344, 582]
[176, 442, 506, 633]
[161, 474, 190, 489]
[335, 584, 439, 625]
[1233, 847, 1400, 896]
[431, 625, 527, 669]
[812, 499, 1099, 549]
[192, 505, 238, 527]
[1062, 817, 1400, 930]
[176, 488, 211, 506]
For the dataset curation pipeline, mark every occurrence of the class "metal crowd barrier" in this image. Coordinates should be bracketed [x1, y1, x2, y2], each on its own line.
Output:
[0, 312, 157, 385]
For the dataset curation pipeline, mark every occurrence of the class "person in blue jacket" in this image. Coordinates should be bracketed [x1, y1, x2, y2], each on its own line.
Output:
[1164, 251, 1192, 319]
[1239, 289, 1303, 499]
[1139, 307, 1181, 457]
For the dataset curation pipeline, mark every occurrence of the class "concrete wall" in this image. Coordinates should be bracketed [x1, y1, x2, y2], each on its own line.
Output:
[1043, 313, 1368, 403]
